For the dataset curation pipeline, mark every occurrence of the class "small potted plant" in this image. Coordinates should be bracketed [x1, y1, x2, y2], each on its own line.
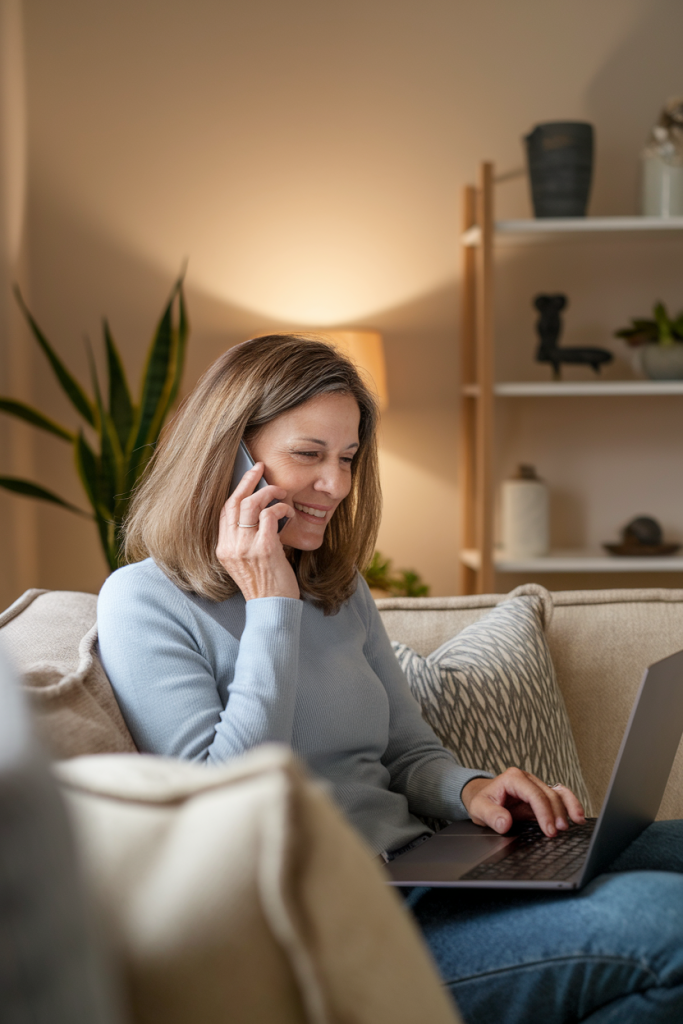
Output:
[362, 551, 430, 598]
[614, 301, 683, 380]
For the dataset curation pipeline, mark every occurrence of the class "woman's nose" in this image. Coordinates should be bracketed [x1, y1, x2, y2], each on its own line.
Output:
[313, 464, 348, 498]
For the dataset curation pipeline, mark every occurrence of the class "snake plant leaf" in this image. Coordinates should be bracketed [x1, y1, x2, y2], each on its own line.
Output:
[86, 343, 124, 519]
[96, 510, 118, 571]
[14, 286, 95, 427]
[74, 431, 120, 569]
[166, 284, 189, 412]
[74, 430, 107, 521]
[128, 277, 183, 466]
[104, 319, 134, 450]
[90, 500, 116, 570]
[0, 476, 90, 516]
[148, 283, 189, 446]
[0, 398, 74, 441]
[141, 284, 189, 462]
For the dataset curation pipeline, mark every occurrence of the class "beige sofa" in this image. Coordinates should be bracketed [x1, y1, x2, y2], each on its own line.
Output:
[2, 585, 683, 1024]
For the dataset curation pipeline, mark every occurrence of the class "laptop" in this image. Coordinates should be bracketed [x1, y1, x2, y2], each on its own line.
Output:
[387, 648, 683, 890]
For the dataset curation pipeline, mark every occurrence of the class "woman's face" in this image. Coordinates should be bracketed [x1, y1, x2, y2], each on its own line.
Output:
[248, 392, 361, 551]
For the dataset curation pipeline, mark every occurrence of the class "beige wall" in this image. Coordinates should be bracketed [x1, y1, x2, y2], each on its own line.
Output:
[1, 0, 682, 607]
[0, 0, 36, 608]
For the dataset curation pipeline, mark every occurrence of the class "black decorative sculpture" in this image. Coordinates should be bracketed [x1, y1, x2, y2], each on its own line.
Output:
[534, 294, 613, 379]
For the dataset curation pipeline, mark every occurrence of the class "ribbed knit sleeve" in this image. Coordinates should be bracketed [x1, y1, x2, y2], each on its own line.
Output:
[357, 578, 493, 820]
[97, 561, 302, 764]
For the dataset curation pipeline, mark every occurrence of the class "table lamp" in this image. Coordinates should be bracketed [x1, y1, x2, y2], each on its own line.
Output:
[317, 329, 388, 411]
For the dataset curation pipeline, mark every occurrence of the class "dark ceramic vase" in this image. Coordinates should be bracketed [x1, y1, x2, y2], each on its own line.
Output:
[524, 121, 594, 218]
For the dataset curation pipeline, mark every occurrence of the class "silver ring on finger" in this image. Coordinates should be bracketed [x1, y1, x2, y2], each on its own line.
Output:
[547, 782, 563, 790]
[237, 522, 259, 528]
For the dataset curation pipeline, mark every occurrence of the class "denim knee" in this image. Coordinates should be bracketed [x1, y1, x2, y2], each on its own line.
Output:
[410, 871, 683, 1024]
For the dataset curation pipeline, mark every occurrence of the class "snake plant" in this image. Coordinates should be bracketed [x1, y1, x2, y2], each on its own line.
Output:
[0, 275, 188, 571]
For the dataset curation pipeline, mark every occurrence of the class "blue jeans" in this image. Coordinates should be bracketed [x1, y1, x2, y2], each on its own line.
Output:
[404, 820, 683, 1023]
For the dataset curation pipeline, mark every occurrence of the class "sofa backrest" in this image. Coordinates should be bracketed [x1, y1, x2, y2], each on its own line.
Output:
[378, 588, 683, 820]
[2, 586, 682, 822]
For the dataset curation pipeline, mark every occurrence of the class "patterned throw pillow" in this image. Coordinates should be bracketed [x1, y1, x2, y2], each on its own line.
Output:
[392, 584, 591, 814]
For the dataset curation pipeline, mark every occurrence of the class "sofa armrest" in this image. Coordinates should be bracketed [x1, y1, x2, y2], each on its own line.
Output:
[55, 746, 462, 1024]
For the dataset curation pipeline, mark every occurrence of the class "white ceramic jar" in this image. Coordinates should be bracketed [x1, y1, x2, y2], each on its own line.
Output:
[501, 465, 549, 559]
[642, 152, 683, 217]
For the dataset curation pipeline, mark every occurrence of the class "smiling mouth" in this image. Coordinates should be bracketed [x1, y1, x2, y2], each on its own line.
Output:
[294, 502, 327, 519]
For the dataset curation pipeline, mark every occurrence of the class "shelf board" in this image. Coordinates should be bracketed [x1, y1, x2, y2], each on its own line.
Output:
[462, 380, 683, 397]
[461, 549, 683, 573]
[499, 216, 683, 234]
[461, 216, 683, 246]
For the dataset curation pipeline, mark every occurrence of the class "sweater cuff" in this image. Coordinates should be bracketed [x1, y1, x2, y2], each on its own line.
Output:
[457, 770, 495, 817]
[243, 596, 303, 633]
[445, 766, 495, 819]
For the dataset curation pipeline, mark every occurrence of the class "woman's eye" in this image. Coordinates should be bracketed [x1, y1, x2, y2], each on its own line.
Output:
[291, 450, 354, 464]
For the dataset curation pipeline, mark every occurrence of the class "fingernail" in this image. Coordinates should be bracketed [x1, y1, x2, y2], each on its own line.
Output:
[495, 817, 506, 832]
[547, 824, 556, 836]
[556, 817, 568, 830]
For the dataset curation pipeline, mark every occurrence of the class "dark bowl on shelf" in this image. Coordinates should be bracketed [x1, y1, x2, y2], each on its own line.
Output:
[603, 543, 681, 557]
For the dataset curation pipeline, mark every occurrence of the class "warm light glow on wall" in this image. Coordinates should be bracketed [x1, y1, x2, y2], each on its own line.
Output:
[317, 329, 388, 411]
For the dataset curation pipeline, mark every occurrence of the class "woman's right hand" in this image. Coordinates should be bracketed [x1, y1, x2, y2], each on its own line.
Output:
[461, 769, 586, 838]
[216, 463, 300, 601]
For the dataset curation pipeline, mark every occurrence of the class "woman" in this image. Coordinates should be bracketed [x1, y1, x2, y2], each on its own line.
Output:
[99, 334, 683, 1023]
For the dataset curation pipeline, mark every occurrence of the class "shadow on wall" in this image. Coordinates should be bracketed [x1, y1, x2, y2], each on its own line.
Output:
[585, 0, 683, 216]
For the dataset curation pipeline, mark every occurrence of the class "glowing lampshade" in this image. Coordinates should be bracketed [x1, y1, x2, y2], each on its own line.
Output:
[317, 329, 388, 411]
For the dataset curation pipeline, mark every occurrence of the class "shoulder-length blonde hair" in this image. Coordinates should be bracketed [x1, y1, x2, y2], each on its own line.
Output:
[124, 334, 381, 613]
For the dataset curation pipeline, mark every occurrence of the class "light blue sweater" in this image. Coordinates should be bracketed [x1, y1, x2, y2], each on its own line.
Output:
[97, 559, 489, 854]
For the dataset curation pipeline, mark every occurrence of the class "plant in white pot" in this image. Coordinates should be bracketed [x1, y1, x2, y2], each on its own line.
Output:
[614, 301, 683, 380]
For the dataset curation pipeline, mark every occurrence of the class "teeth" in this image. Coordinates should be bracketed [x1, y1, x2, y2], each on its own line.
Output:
[294, 503, 326, 518]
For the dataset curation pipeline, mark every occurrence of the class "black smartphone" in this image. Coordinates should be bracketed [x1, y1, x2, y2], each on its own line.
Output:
[229, 440, 288, 533]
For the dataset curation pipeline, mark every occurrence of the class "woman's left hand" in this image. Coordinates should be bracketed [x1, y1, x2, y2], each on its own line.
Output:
[461, 767, 586, 838]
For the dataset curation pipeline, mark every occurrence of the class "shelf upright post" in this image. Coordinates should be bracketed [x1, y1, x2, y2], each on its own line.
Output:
[474, 162, 496, 593]
[458, 183, 478, 595]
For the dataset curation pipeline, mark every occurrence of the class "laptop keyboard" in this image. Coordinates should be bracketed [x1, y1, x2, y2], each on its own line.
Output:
[461, 819, 597, 882]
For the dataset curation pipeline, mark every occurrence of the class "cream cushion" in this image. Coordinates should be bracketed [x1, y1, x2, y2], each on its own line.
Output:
[55, 746, 461, 1024]
[393, 586, 591, 813]
[377, 588, 683, 820]
[0, 590, 135, 758]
